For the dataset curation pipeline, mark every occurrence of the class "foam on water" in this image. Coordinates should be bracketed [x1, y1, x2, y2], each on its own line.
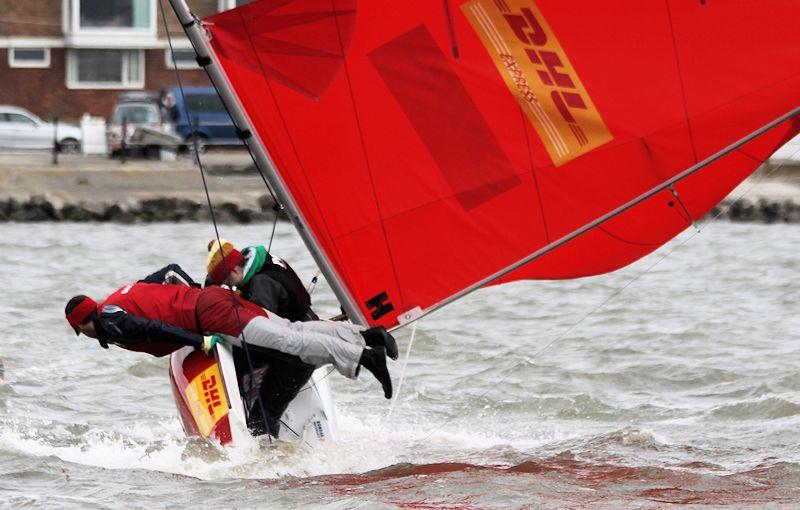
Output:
[1, 221, 799, 508]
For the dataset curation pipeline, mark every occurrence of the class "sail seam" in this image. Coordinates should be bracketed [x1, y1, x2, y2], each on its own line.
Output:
[664, 0, 699, 164]
[735, 149, 768, 165]
[234, 8, 352, 298]
[597, 226, 662, 247]
[443, 0, 461, 58]
[520, 105, 551, 243]
[327, 0, 406, 313]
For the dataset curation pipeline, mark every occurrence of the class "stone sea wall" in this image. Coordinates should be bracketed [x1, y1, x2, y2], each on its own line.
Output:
[0, 153, 798, 224]
[0, 195, 278, 223]
[1, 194, 798, 224]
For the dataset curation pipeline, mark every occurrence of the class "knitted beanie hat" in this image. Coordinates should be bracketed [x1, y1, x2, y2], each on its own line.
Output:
[206, 239, 244, 285]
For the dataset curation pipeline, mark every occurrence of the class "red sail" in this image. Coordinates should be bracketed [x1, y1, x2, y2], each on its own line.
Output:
[204, 0, 800, 327]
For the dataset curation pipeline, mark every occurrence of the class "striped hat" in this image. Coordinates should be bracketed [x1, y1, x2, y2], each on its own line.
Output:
[206, 239, 244, 285]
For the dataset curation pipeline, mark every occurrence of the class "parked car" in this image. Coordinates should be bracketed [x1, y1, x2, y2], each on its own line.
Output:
[0, 106, 82, 153]
[162, 87, 238, 148]
[107, 92, 173, 156]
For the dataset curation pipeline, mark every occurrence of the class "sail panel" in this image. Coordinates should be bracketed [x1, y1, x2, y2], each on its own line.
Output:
[205, 0, 799, 327]
[501, 117, 798, 283]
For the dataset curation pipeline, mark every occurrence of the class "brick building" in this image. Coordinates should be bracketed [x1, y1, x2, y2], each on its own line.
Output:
[0, 0, 251, 121]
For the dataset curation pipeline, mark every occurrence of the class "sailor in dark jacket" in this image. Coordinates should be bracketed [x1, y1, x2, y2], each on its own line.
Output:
[205, 240, 317, 321]
[206, 241, 400, 434]
[205, 240, 326, 435]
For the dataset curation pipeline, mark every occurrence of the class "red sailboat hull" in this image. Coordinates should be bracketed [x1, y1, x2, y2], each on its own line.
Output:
[169, 347, 234, 445]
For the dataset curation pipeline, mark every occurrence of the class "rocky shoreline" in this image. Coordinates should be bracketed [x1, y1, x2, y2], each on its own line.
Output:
[0, 193, 798, 224]
[0, 195, 279, 223]
[0, 153, 798, 224]
[710, 198, 800, 224]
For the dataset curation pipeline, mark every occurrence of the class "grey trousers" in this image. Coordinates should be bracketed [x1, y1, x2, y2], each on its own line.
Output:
[225, 316, 367, 378]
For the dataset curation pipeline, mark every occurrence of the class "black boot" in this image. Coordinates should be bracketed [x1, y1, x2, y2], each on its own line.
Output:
[359, 346, 392, 399]
[361, 326, 399, 360]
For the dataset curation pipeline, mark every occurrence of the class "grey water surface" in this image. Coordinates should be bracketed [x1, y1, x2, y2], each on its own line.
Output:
[0, 221, 798, 509]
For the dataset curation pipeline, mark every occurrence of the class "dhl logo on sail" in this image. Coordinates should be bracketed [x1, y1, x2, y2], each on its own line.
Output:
[185, 364, 229, 437]
[463, 0, 612, 166]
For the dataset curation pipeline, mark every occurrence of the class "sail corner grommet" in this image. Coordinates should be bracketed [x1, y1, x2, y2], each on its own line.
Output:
[397, 307, 423, 326]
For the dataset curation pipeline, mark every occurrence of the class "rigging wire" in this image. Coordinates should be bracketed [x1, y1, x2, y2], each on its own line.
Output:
[160, 2, 311, 447]
[306, 271, 321, 295]
[267, 206, 280, 253]
[386, 320, 419, 420]
[415, 147, 800, 444]
[157, 0, 274, 444]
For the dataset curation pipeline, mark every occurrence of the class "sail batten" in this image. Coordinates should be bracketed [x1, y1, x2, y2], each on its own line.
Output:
[192, 0, 799, 328]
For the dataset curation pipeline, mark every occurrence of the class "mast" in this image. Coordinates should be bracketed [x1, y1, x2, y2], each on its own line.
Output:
[167, 0, 367, 325]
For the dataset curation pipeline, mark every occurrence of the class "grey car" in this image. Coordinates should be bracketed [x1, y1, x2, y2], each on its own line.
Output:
[0, 106, 82, 153]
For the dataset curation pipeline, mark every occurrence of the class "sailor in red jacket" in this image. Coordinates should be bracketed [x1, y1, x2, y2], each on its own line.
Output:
[65, 271, 397, 398]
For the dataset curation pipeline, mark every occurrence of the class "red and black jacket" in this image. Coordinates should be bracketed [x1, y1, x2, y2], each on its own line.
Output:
[94, 264, 204, 357]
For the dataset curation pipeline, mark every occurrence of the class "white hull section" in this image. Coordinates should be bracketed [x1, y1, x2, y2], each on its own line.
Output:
[218, 344, 337, 446]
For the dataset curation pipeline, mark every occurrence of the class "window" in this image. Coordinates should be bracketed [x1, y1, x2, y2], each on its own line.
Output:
[72, 0, 154, 33]
[184, 94, 226, 113]
[9, 48, 51, 68]
[164, 48, 199, 70]
[6, 114, 38, 126]
[112, 104, 160, 124]
[219, 0, 255, 10]
[67, 49, 144, 89]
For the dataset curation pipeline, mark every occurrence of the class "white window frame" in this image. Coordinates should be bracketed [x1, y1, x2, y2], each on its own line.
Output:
[66, 49, 145, 90]
[164, 45, 199, 70]
[8, 47, 51, 68]
[218, 0, 253, 11]
[70, 0, 157, 37]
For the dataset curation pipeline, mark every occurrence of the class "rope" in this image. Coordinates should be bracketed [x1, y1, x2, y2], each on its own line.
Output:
[267, 205, 280, 253]
[669, 184, 699, 231]
[416, 146, 800, 444]
[158, 0, 272, 443]
[386, 320, 419, 420]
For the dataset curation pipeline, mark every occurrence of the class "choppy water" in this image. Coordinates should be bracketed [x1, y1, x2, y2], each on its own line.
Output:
[0, 220, 798, 509]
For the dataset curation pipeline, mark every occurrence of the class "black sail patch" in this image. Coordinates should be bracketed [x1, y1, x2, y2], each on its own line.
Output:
[365, 291, 394, 320]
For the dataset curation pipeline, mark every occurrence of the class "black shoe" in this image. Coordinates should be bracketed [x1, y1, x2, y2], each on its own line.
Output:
[361, 326, 399, 361]
[359, 346, 393, 399]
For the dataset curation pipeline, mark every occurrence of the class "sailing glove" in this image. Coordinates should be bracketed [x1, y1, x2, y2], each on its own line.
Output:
[202, 335, 223, 355]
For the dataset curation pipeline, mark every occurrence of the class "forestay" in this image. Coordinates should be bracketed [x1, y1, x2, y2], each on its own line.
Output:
[201, 0, 800, 328]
